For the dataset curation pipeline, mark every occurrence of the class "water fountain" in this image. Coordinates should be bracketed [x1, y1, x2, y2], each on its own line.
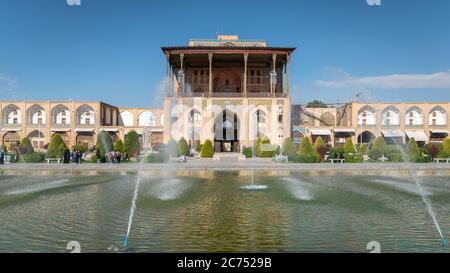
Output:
[123, 174, 141, 248]
[394, 139, 447, 248]
[241, 146, 267, 190]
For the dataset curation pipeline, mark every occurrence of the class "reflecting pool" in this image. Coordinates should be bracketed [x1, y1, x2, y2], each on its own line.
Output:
[0, 169, 449, 253]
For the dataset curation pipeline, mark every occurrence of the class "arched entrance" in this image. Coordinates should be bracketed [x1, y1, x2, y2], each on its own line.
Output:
[3, 131, 20, 150]
[28, 130, 45, 150]
[357, 131, 376, 147]
[214, 110, 240, 152]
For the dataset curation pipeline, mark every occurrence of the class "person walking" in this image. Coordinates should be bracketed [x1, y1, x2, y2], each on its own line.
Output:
[0, 147, 5, 165]
[63, 149, 70, 164]
[115, 151, 121, 164]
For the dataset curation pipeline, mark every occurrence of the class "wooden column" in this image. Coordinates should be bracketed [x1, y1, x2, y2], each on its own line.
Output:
[272, 53, 277, 95]
[165, 52, 170, 96]
[287, 53, 291, 96]
[180, 53, 185, 93]
[208, 53, 213, 97]
[243, 52, 248, 97]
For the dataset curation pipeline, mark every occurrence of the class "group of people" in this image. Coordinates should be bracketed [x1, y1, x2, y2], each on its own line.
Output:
[0, 147, 5, 165]
[62, 149, 83, 164]
[104, 150, 128, 164]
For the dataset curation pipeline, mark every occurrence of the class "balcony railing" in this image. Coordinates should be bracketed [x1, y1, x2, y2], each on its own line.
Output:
[175, 91, 287, 98]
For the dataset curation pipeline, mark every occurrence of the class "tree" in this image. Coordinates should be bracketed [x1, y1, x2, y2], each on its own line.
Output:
[297, 137, 320, 163]
[177, 137, 190, 156]
[281, 137, 296, 160]
[114, 139, 124, 153]
[368, 137, 386, 160]
[166, 138, 179, 158]
[200, 139, 214, 158]
[96, 131, 113, 159]
[254, 138, 262, 157]
[47, 134, 67, 158]
[313, 136, 328, 162]
[124, 130, 140, 157]
[306, 100, 328, 108]
[359, 143, 368, 155]
[439, 138, 450, 158]
[343, 138, 356, 154]
[406, 138, 422, 162]
[18, 138, 34, 155]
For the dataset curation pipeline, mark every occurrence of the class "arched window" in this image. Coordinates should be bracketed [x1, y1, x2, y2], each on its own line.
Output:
[27, 104, 46, 125]
[3, 104, 21, 125]
[382, 106, 400, 126]
[76, 104, 95, 125]
[52, 104, 70, 125]
[256, 109, 266, 124]
[405, 106, 423, 126]
[120, 111, 134, 126]
[139, 111, 156, 127]
[357, 106, 376, 125]
[429, 106, 447, 126]
[320, 112, 335, 126]
[189, 109, 201, 123]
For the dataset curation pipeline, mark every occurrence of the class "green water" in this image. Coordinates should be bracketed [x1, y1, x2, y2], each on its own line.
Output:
[0, 169, 449, 253]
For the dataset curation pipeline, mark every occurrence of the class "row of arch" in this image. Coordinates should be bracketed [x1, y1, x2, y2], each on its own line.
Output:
[2, 104, 96, 125]
[120, 111, 163, 127]
[358, 105, 448, 126]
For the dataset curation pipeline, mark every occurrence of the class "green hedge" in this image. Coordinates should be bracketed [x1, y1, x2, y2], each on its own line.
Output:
[200, 139, 214, 158]
[281, 137, 296, 161]
[369, 137, 387, 160]
[177, 137, 190, 156]
[20, 152, 45, 163]
[242, 147, 253, 158]
[47, 134, 67, 158]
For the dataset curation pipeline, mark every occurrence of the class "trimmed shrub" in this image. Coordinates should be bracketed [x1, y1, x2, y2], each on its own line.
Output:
[177, 137, 190, 156]
[369, 137, 387, 160]
[254, 138, 262, 157]
[260, 144, 280, 158]
[18, 138, 34, 155]
[47, 134, 67, 158]
[385, 145, 403, 162]
[406, 138, 423, 162]
[281, 137, 296, 160]
[20, 152, 45, 163]
[242, 147, 253, 158]
[438, 138, 450, 158]
[114, 139, 124, 153]
[124, 130, 140, 157]
[91, 154, 97, 163]
[146, 152, 164, 163]
[200, 139, 214, 158]
[344, 138, 356, 154]
[166, 138, 180, 158]
[96, 130, 113, 158]
[313, 137, 328, 162]
[359, 143, 368, 155]
[297, 137, 320, 163]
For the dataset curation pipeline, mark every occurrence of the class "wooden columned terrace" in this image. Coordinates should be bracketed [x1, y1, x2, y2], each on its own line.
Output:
[161, 46, 295, 98]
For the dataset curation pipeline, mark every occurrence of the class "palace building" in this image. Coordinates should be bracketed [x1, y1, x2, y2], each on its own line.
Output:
[2, 35, 450, 154]
[161, 35, 295, 152]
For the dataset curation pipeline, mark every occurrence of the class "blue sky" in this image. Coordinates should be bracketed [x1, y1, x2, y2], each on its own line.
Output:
[1, 0, 449, 107]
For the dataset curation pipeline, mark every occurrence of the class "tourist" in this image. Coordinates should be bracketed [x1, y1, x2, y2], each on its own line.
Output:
[123, 151, 129, 162]
[63, 149, 70, 164]
[0, 147, 5, 165]
[115, 151, 121, 164]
